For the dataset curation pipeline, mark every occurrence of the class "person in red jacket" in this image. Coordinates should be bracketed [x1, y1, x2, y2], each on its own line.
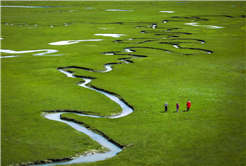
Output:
[186, 100, 191, 111]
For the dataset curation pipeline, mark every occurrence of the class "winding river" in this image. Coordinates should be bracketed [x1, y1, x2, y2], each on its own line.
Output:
[0, 19, 221, 165]
[2, 13, 245, 165]
[43, 113, 122, 165]
[33, 66, 133, 166]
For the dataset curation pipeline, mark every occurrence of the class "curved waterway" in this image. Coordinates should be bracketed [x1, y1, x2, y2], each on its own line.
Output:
[57, 69, 133, 118]
[34, 68, 133, 166]
[0, 49, 59, 56]
[42, 113, 122, 165]
[7, 15, 245, 165]
[28, 20, 210, 164]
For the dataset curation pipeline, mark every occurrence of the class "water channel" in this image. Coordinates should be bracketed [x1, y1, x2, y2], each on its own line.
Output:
[33, 67, 133, 166]
[2, 12, 244, 165]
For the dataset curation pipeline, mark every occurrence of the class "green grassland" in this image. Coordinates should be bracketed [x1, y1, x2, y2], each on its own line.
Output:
[1, 1, 245, 166]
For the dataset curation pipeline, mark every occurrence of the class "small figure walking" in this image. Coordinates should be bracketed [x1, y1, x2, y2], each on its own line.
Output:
[186, 100, 191, 111]
[176, 102, 179, 112]
[164, 101, 168, 112]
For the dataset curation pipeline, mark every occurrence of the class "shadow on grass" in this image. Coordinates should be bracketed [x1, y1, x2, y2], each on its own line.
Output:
[160, 110, 190, 113]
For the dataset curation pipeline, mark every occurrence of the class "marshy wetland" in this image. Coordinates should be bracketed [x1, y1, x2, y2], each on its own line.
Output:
[1, 1, 245, 166]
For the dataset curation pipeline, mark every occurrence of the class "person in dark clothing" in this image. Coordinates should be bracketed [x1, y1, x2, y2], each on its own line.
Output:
[176, 102, 179, 112]
[164, 101, 168, 112]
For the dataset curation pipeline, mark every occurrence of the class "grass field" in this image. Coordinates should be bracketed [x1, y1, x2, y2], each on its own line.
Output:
[1, 1, 245, 166]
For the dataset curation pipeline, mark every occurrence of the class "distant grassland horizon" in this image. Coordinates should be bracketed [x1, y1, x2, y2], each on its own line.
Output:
[1, 1, 245, 166]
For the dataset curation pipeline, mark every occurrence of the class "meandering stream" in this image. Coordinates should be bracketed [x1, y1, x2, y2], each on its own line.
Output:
[43, 113, 122, 165]
[2, 12, 245, 165]
[32, 65, 133, 166]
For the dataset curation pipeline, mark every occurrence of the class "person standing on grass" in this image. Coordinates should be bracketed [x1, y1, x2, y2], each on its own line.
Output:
[186, 100, 191, 111]
[164, 101, 168, 112]
[176, 102, 179, 112]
